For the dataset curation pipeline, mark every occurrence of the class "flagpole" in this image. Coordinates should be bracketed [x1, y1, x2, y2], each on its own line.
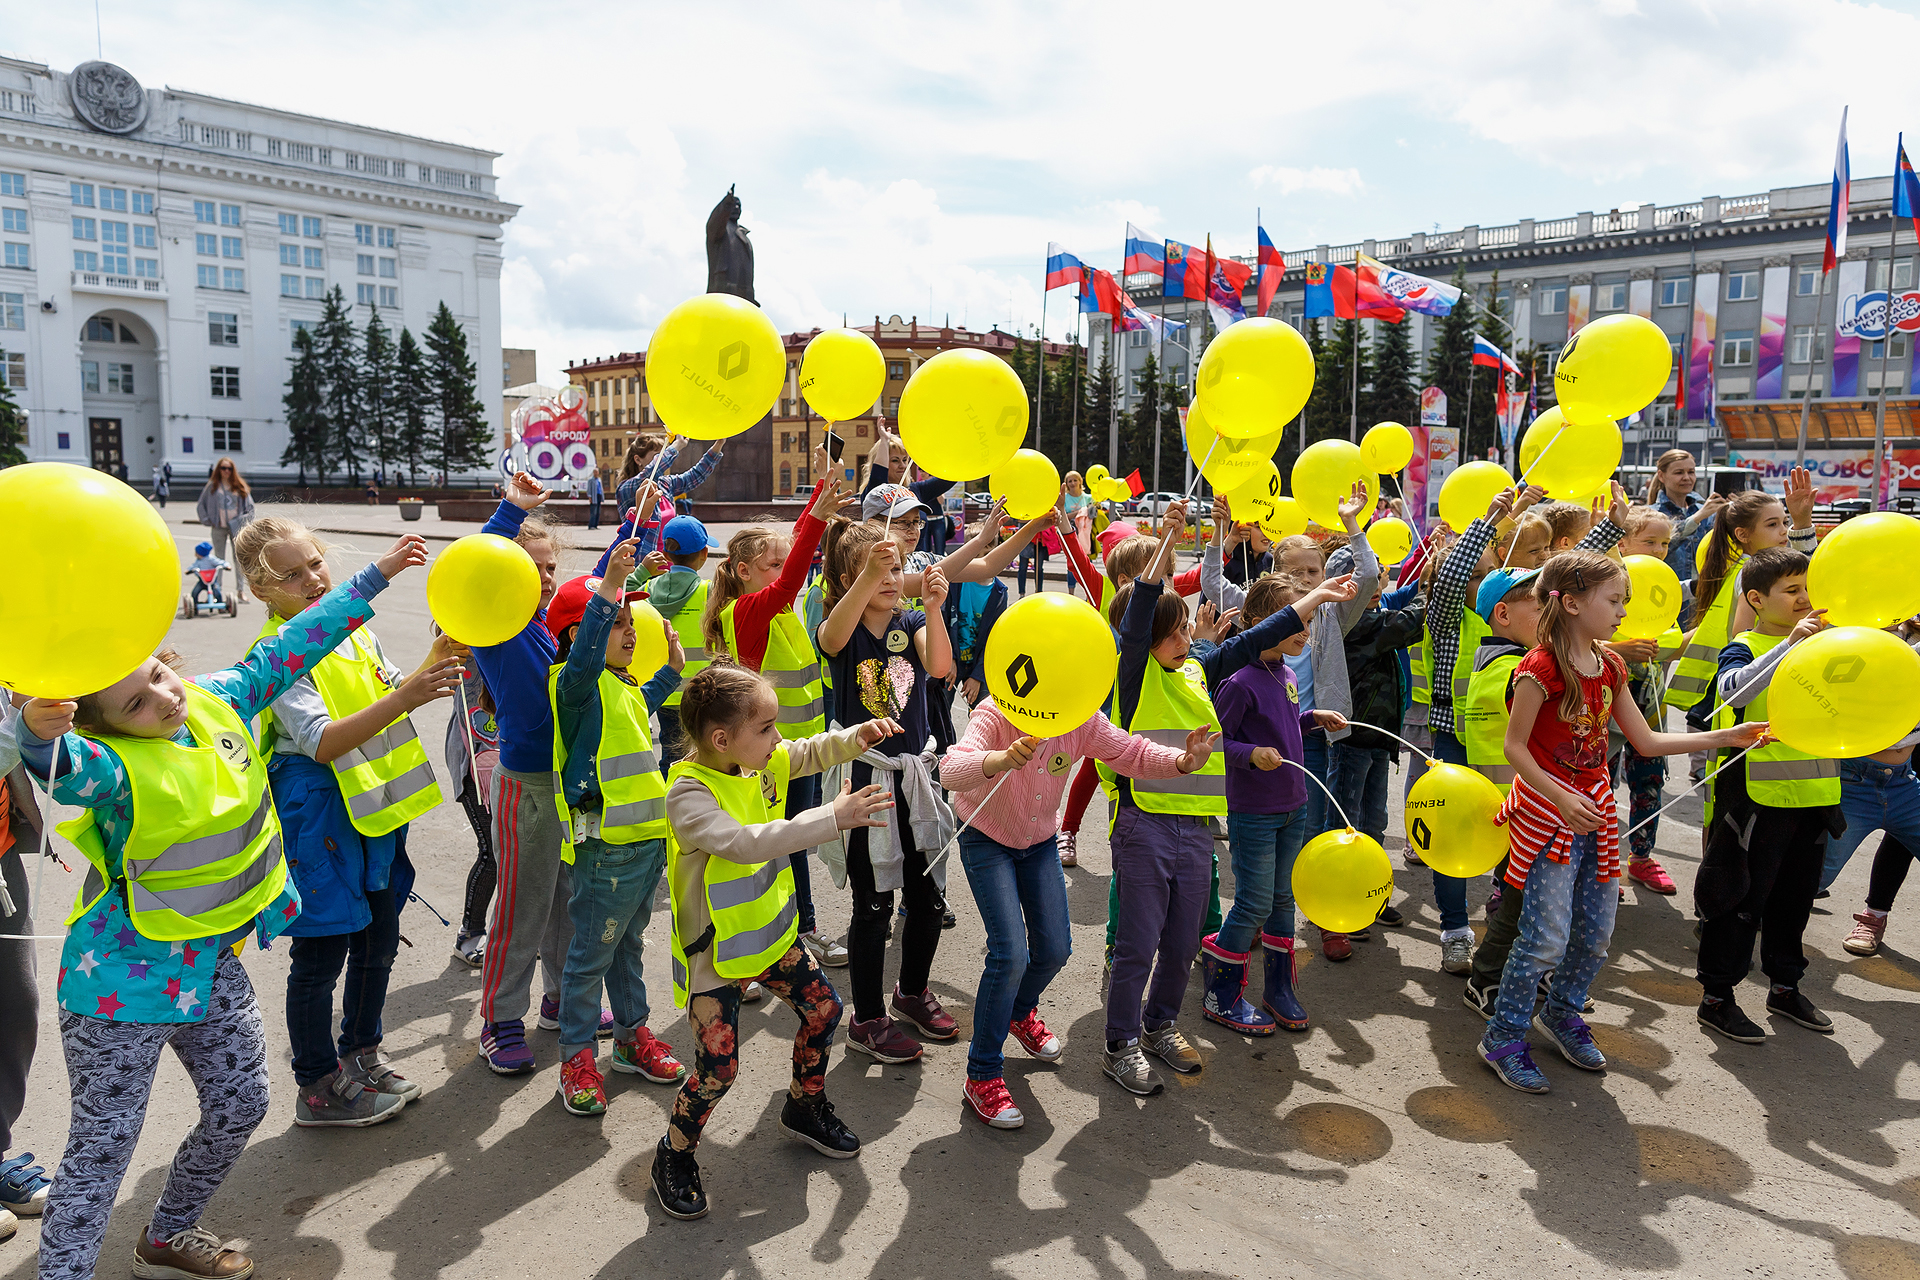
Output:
[1108, 318, 1119, 474]
[1153, 316, 1164, 499]
[1872, 206, 1899, 509]
[1349, 317, 1360, 442]
[1070, 310, 1081, 478]
[1465, 288, 1477, 458]
[1035, 275, 1048, 453]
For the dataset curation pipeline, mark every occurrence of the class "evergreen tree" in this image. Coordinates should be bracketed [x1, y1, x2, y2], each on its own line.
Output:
[0, 361, 25, 467]
[1364, 315, 1420, 435]
[1304, 318, 1370, 448]
[1429, 267, 1476, 453]
[395, 328, 431, 486]
[424, 302, 490, 479]
[1121, 350, 1161, 484]
[1468, 269, 1514, 464]
[361, 307, 400, 482]
[280, 327, 328, 484]
[314, 287, 363, 482]
[1085, 333, 1118, 475]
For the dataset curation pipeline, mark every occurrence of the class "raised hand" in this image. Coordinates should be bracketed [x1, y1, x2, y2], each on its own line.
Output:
[599, 537, 639, 599]
[376, 533, 430, 580]
[506, 470, 550, 511]
[642, 550, 670, 579]
[664, 619, 686, 672]
[22, 698, 76, 740]
[1337, 480, 1369, 531]
[861, 539, 900, 580]
[1784, 467, 1816, 527]
[832, 779, 894, 829]
[1179, 724, 1221, 773]
[398, 653, 466, 711]
[922, 565, 949, 609]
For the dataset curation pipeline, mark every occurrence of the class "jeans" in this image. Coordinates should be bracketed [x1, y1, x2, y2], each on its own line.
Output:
[1821, 758, 1920, 891]
[1326, 742, 1391, 840]
[785, 771, 822, 935]
[587, 499, 602, 530]
[1218, 807, 1311, 953]
[285, 886, 399, 1085]
[1487, 833, 1618, 1044]
[558, 835, 667, 1059]
[1017, 544, 1048, 595]
[959, 829, 1073, 1080]
[1302, 731, 1328, 833]
[1426, 731, 1472, 932]
[1105, 807, 1211, 1042]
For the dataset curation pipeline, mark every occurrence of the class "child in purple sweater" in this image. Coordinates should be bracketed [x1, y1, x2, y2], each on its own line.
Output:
[1203, 574, 1349, 1038]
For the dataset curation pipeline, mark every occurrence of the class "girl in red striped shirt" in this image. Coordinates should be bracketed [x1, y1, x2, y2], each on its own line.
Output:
[1478, 552, 1762, 1094]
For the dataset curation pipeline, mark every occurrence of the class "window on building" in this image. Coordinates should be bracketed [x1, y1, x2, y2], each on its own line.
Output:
[1537, 285, 1567, 315]
[194, 200, 217, 223]
[209, 312, 238, 346]
[73, 250, 98, 272]
[106, 362, 134, 393]
[0, 292, 21, 329]
[354, 223, 374, 246]
[378, 257, 395, 278]
[1659, 277, 1690, 308]
[99, 187, 126, 212]
[378, 285, 397, 308]
[356, 283, 375, 305]
[197, 264, 219, 289]
[1726, 271, 1759, 302]
[356, 254, 374, 276]
[1896, 259, 1915, 291]
[99, 222, 128, 275]
[779, 463, 792, 494]
[1, 244, 22, 268]
[2, 209, 24, 233]
[888, 361, 906, 379]
[222, 267, 245, 291]
[280, 274, 300, 297]
[1796, 265, 1820, 296]
[210, 366, 240, 397]
[378, 227, 395, 248]
[302, 216, 322, 238]
[81, 359, 99, 391]
[211, 421, 242, 451]
[0, 173, 24, 197]
[72, 216, 95, 241]
[84, 316, 116, 342]
[219, 204, 241, 227]
[135, 257, 158, 278]
[278, 213, 298, 235]
[70, 182, 93, 207]
[614, 408, 625, 425]
[220, 236, 242, 259]
[132, 224, 155, 249]
[131, 192, 153, 215]
[2, 350, 26, 390]
[887, 395, 901, 414]
[303, 246, 323, 270]
[196, 233, 217, 256]
[290, 318, 317, 349]
[1789, 324, 1826, 364]
[1597, 281, 1627, 311]
[305, 277, 325, 298]
[280, 244, 300, 266]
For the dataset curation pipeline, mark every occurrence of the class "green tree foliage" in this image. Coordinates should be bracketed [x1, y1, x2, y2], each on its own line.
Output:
[1364, 315, 1420, 437]
[395, 327, 432, 486]
[315, 287, 365, 482]
[423, 303, 491, 478]
[361, 307, 400, 479]
[0, 361, 26, 467]
[280, 327, 328, 484]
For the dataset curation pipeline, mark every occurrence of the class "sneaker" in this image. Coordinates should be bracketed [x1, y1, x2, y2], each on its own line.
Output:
[1765, 987, 1835, 1033]
[1376, 904, 1405, 928]
[1697, 998, 1766, 1044]
[294, 1067, 405, 1127]
[479, 1019, 536, 1075]
[942, 909, 958, 930]
[1440, 936, 1473, 975]
[612, 1028, 687, 1082]
[1010, 1009, 1064, 1064]
[1320, 929, 1352, 962]
[1461, 981, 1497, 1020]
[1627, 858, 1677, 895]
[890, 985, 959, 1040]
[1843, 911, 1888, 956]
[1532, 1012, 1606, 1071]
[651, 1138, 708, 1220]
[1480, 1037, 1550, 1094]
[0, 1207, 13, 1244]
[537, 994, 615, 1038]
[345, 1048, 421, 1101]
[779, 1092, 861, 1158]
[132, 1224, 254, 1278]
[964, 1077, 1024, 1129]
[742, 981, 765, 1003]
[1402, 848, 1426, 868]
[800, 931, 850, 967]
[1101, 1039, 1164, 1096]
[1142, 1022, 1202, 1074]
[558, 1047, 608, 1116]
[846, 1015, 923, 1063]
[0, 1153, 49, 1216]
[452, 931, 485, 969]
[1058, 831, 1078, 868]
[1814, 889, 1831, 901]
[1485, 884, 1504, 917]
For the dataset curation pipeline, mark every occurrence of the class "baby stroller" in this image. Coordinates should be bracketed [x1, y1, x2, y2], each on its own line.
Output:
[180, 550, 238, 619]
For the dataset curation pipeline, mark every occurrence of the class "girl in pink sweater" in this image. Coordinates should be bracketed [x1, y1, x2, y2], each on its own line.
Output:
[938, 704, 1212, 1130]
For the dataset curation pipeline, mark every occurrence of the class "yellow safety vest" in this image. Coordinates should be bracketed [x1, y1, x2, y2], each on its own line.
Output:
[1654, 626, 1685, 667]
[722, 602, 825, 740]
[1410, 629, 1432, 707]
[665, 746, 797, 1005]
[60, 684, 288, 942]
[1461, 646, 1523, 795]
[655, 578, 710, 709]
[1449, 609, 1491, 708]
[1712, 630, 1839, 809]
[548, 664, 669, 858]
[252, 617, 440, 837]
[1122, 656, 1225, 816]
[1668, 561, 1740, 709]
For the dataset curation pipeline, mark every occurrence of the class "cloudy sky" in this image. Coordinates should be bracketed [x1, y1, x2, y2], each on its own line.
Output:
[12, 0, 1920, 380]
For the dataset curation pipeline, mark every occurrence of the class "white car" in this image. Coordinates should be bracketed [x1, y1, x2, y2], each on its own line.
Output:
[1129, 492, 1205, 521]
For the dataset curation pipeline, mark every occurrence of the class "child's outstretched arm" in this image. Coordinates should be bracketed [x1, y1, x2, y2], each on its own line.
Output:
[16, 699, 125, 811]
[1611, 681, 1765, 759]
[1202, 518, 1249, 613]
[670, 772, 891, 868]
[817, 539, 898, 659]
[559, 537, 635, 716]
[917, 567, 953, 679]
[310, 635, 463, 765]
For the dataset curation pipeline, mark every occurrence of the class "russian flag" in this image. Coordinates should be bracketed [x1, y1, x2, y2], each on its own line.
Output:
[1123, 223, 1164, 277]
[1472, 335, 1521, 376]
[1823, 106, 1850, 274]
[1256, 224, 1284, 318]
[1045, 243, 1087, 292]
[1896, 133, 1920, 241]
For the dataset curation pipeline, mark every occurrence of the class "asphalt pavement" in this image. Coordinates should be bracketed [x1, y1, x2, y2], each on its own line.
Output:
[3, 501, 1917, 1280]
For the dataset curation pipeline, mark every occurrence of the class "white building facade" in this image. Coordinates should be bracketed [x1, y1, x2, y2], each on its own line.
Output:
[0, 57, 517, 483]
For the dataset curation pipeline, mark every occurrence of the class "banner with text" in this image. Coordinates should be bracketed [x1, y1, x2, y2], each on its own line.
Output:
[1755, 265, 1790, 399]
[1419, 385, 1447, 426]
[1830, 259, 1869, 395]
[1727, 446, 1905, 502]
[1567, 282, 1591, 337]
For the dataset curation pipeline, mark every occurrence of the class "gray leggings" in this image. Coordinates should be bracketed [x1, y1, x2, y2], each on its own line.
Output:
[38, 950, 269, 1280]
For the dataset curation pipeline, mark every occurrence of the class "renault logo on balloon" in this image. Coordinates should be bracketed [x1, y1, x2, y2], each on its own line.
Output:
[1824, 655, 1865, 685]
[1411, 816, 1432, 851]
[716, 340, 750, 380]
[1005, 654, 1038, 698]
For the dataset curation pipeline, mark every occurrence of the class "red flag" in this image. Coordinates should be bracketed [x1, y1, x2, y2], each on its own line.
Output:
[1256, 224, 1284, 317]
[1124, 469, 1145, 498]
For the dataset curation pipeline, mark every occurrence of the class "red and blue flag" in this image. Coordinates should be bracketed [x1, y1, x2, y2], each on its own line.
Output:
[1358, 253, 1459, 318]
[1045, 243, 1087, 292]
[1080, 268, 1127, 321]
[1302, 261, 1405, 323]
[1256, 224, 1284, 318]
[1896, 133, 1920, 241]
[1123, 223, 1164, 277]
[1164, 237, 1252, 305]
[1472, 335, 1521, 376]
[1824, 106, 1850, 273]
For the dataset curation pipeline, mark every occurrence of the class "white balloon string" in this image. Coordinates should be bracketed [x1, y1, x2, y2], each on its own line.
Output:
[0, 745, 72, 941]
[1620, 741, 1762, 842]
[1273, 756, 1354, 833]
[923, 765, 1019, 876]
[1515, 424, 1569, 487]
[457, 676, 483, 811]
[1181, 436, 1223, 502]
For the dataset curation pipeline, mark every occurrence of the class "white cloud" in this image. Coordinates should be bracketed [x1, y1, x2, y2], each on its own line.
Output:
[1248, 166, 1366, 197]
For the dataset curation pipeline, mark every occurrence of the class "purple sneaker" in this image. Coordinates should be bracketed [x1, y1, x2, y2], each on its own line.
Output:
[480, 1019, 536, 1075]
[537, 994, 615, 1038]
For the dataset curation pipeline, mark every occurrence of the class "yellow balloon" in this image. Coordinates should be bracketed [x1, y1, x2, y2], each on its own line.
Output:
[1554, 313, 1674, 423]
[983, 593, 1119, 733]
[898, 348, 1029, 480]
[1184, 399, 1282, 493]
[1518, 407, 1622, 501]
[645, 293, 786, 440]
[0, 463, 178, 697]
[1292, 828, 1395, 934]
[1085, 464, 1110, 489]
[1808, 512, 1920, 629]
[1437, 460, 1514, 533]
[798, 328, 886, 421]
[1768, 627, 1920, 757]
[626, 600, 671, 677]
[1195, 318, 1315, 438]
[1361, 421, 1415, 474]
[1369, 516, 1414, 567]
[1615, 555, 1683, 640]
[428, 534, 542, 647]
[1404, 763, 1510, 878]
[1290, 439, 1378, 531]
[990, 448, 1062, 521]
[1262, 496, 1310, 540]
[1102, 477, 1134, 503]
[1226, 459, 1284, 525]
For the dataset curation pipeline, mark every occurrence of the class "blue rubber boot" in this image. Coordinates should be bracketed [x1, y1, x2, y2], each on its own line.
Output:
[1200, 935, 1276, 1036]
[1260, 934, 1310, 1032]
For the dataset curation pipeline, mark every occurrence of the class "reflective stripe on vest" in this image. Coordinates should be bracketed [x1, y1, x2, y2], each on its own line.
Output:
[253, 619, 441, 836]
[1451, 611, 1491, 706]
[549, 663, 670, 851]
[1410, 631, 1432, 707]
[1668, 566, 1739, 708]
[1714, 630, 1841, 808]
[664, 746, 798, 1004]
[723, 603, 824, 740]
[658, 579, 711, 708]
[58, 683, 288, 942]
[1461, 647, 1522, 797]
[1123, 660, 1226, 816]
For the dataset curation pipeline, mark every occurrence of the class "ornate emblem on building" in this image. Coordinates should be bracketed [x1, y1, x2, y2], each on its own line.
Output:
[68, 61, 148, 135]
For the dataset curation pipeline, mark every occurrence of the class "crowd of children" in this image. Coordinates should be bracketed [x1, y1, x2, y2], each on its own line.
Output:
[5, 437, 1917, 1269]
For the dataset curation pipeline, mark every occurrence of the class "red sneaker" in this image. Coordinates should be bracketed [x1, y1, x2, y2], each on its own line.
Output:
[558, 1047, 607, 1116]
[963, 1077, 1025, 1129]
[1320, 929, 1353, 963]
[1628, 859, 1677, 895]
[612, 1028, 686, 1084]
[890, 985, 959, 1040]
[847, 1015, 924, 1063]
[1010, 1010, 1063, 1063]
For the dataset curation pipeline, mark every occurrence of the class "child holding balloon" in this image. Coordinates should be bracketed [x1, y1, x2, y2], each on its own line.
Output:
[1479, 551, 1765, 1094]
[18, 535, 425, 1280]
[235, 518, 465, 1126]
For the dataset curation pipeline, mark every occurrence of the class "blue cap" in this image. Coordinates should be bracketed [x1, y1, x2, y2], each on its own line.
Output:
[660, 515, 719, 554]
[1475, 567, 1541, 621]
[194, 540, 213, 556]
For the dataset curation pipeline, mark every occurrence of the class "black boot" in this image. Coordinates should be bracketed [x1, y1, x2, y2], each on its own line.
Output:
[779, 1091, 861, 1158]
[651, 1137, 708, 1219]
